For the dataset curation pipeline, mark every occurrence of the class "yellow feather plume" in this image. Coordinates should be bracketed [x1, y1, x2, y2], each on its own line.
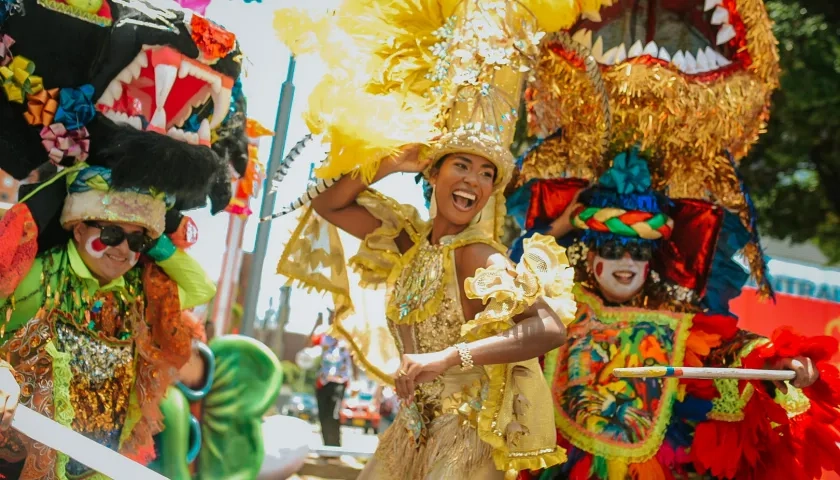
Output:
[304, 74, 436, 183]
[337, 0, 458, 97]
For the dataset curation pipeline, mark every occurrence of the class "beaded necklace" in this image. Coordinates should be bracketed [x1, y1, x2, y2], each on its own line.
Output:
[2, 246, 142, 342]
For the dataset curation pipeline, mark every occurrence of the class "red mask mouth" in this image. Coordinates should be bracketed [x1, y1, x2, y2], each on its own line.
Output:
[567, 0, 747, 75]
[95, 45, 234, 146]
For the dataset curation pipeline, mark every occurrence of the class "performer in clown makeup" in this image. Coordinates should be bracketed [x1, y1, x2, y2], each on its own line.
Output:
[564, 152, 677, 312]
[0, 165, 217, 479]
[508, 149, 840, 480]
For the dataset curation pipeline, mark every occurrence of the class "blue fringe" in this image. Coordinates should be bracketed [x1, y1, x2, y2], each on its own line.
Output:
[509, 224, 551, 262]
[586, 189, 665, 213]
[415, 174, 433, 209]
[580, 229, 659, 251]
[701, 210, 751, 316]
[505, 179, 536, 229]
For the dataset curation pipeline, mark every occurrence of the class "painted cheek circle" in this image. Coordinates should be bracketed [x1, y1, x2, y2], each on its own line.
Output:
[86, 237, 107, 259]
[91, 238, 107, 252]
[595, 261, 604, 277]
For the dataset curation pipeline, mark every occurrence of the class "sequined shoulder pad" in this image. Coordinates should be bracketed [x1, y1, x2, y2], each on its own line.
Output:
[349, 190, 428, 287]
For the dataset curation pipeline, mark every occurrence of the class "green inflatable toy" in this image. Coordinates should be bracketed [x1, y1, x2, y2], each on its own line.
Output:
[150, 335, 283, 480]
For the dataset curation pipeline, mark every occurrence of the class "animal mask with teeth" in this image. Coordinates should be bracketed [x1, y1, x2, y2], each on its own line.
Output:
[0, 0, 250, 250]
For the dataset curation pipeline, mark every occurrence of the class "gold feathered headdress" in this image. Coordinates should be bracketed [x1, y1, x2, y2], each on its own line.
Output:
[274, 0, 607, 187]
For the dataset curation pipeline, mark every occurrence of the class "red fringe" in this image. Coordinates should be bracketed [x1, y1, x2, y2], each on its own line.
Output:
[0, 204, 38, 298]
[692, 326, 840, 479]
[124, 444, 157, 465]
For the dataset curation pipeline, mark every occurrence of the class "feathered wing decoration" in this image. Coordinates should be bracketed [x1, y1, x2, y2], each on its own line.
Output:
[276, 206, 400, 383]
[274, 6, 437, 183]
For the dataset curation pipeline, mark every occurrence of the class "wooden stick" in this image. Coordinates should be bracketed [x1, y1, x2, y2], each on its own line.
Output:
[613, 366, 796, 381]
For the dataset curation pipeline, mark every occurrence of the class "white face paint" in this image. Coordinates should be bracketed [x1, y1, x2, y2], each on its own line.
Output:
[591, 253, 650, 304]
[85, 236, 107, 259]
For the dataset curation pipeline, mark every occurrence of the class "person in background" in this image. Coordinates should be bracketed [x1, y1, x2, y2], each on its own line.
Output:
[311, 310, 355, 447]
[374, 384, 398, 435]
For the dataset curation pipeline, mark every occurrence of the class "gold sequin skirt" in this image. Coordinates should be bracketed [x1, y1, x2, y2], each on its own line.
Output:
[358, 371, 502, 480]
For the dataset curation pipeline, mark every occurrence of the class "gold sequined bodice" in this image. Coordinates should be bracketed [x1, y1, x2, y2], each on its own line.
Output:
[389, 239, 467, 355]
[387, 237, 482, 433]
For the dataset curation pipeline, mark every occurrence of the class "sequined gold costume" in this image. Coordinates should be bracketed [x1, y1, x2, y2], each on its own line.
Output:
[272, 1, 605, 477]
[321, 192, 575, 480]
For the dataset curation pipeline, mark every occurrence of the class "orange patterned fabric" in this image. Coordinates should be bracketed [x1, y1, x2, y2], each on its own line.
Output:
[0, 313, 60, 480]
[0, 204, 38, 298]
[120, 263, 188, 459]
[141, 263, 191, 368]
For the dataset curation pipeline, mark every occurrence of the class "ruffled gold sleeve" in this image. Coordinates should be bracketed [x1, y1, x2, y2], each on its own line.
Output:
[462, 233, 576, 339]
[460, 233, 574, 473]
[349, 189, 426, 286]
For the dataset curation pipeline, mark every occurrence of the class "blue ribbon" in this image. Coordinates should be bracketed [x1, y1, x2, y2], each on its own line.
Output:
[68, 165, 113, 193]
[0, 0, 22, 25]
[598, 147, 652, 195]
[55, 84, 96, 131]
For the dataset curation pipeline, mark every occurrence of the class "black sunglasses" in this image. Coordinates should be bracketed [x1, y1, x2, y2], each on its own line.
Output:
[596, 241, 654, 262]
[84, 222, 153, 253]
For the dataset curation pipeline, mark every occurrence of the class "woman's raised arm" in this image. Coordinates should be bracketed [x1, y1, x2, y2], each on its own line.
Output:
[311, 145, 428, 246]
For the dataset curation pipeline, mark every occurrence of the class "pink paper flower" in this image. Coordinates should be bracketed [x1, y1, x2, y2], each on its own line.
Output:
[40, 123, 90, 166]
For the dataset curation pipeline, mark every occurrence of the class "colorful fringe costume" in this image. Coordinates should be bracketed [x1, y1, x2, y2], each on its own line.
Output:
[272, 1, 609, 478]
[0, 1, 250, 477]
[503, 0, 840, 477]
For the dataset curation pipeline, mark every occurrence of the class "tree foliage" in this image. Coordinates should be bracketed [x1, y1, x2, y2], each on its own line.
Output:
[741, 0, 840, 263]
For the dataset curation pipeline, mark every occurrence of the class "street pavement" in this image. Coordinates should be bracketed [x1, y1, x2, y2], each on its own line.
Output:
[313, 425, 379, 456]
[263, 419, 379, 480]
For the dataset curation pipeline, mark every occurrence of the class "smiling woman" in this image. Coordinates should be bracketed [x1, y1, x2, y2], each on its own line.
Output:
[271, 1, 599, 478]
[425, 153, 496, 238]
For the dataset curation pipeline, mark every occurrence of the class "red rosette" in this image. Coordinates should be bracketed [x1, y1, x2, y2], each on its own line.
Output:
[190, 15, 236, 60]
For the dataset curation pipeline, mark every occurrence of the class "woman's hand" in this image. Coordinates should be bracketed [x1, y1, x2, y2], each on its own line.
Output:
[771, 356, 819, 393]
[0, 366, 20, 431]
[394, 348, 460, 401]
[382, 144, 432, 175]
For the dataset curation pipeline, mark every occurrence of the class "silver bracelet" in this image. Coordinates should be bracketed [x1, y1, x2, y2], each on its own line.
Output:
[455, 342, 474, 371]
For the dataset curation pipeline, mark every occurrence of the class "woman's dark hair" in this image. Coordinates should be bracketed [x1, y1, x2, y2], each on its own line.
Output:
[415, 157, 446, 207]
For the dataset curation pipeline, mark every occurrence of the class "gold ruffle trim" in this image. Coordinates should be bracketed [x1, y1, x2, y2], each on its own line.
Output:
[462, 233, 576, 340]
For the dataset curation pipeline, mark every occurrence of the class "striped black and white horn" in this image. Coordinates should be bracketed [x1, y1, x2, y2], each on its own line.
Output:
[269, 133, 314, 193]
[260, 175, 341, 222]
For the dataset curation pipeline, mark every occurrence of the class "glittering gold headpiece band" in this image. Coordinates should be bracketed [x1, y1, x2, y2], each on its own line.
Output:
[424, 0, 544, 188]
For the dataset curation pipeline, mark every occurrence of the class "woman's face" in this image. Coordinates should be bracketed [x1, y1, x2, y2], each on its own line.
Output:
[431, 153, 496, 226]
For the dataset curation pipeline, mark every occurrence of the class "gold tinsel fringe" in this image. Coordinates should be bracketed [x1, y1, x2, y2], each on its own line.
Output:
[375, 413, 495, 480]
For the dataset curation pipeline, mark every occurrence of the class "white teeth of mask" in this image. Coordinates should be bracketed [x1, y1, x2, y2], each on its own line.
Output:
[567, 4, 735, 74]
